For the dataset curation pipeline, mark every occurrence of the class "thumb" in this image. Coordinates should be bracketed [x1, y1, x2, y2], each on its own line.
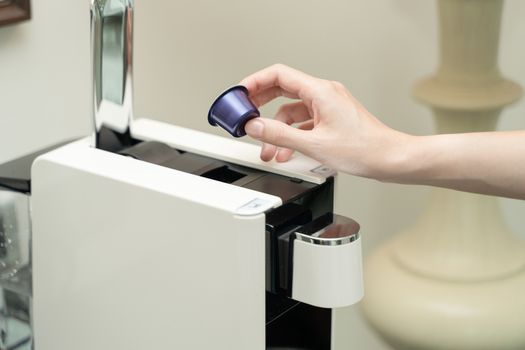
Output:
[245, 118, 307, 152]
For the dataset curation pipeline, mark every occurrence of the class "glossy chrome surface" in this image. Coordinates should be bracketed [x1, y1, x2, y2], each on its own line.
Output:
[91, 0, 134, 140]
[295, 214, 360, 246]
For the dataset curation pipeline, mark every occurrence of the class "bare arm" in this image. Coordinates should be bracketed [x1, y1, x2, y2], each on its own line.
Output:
[240, 64, 525, 199]
[389, 131, 525, 199]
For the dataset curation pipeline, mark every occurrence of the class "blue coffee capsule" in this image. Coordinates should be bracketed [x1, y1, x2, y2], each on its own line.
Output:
[208, 85, 260, 138]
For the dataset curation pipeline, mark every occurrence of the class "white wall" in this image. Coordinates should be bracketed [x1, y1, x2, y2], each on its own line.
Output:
[1, 1, 524, 349]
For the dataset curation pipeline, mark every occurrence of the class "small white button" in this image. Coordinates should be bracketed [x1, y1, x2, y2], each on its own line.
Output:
[311, 165, 334, 176]
[235, 198, 274, 216]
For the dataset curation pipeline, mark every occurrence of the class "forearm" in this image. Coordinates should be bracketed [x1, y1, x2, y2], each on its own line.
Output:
[380, 130, 525, 199]
[239, 65, 525, 199]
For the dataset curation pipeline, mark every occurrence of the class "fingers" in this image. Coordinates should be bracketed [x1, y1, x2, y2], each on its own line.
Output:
[270, 103, 311, 162]
[298, 120, 315, 131]
[250, 86, 299, 107]
[274, 120, 315, 162]
[245, 118, 307, 152]
[275, 148, 295, 162]
[240, 64, 318, 107]
[274, 101, 312, 125]
[255, 102, 312, 162]
[240, 65, 318, 162]
[260, 143, 278, 162]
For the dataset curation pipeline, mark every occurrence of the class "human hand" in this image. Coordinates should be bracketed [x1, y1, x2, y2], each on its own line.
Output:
[240, 64, 411, 179]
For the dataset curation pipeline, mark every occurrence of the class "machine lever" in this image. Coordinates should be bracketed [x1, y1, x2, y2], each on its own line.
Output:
[91, 0, 135, 151]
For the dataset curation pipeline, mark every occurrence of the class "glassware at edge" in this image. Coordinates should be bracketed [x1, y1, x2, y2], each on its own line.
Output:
[0, 188, 32, 349]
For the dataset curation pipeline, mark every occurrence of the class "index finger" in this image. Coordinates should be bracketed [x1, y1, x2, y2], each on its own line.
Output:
[239, 64, 318, 106]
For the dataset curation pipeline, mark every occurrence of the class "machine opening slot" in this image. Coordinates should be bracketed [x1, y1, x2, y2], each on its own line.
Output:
[201, 166, 246, 184]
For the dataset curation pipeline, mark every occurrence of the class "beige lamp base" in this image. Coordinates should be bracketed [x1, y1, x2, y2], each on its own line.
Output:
[363, 242, 525, 350]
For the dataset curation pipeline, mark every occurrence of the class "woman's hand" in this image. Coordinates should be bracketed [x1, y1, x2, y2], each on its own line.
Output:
[240, 64, 525, 199]
[240, 64, 410, 180]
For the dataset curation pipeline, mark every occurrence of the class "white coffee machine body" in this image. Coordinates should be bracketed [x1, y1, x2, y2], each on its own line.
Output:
[28, 1, 363, 348]
[30, 119, 363, 350]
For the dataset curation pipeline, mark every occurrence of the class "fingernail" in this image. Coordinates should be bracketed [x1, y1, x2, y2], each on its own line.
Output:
[245, 119, 264, 139]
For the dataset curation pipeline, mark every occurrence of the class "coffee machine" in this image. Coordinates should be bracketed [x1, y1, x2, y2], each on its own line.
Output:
[0, 1, 363, 349]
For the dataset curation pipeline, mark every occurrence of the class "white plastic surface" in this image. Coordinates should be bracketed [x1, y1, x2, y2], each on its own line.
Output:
[132, 118, 335, 184]
[292, 238, 364, 309]
[33, 138, 282, 216]
[29, 119, 345, 349]
[31, 140, 271, 350]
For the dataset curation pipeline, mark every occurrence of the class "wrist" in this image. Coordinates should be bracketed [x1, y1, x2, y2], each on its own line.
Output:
[370, 131, 423, 183]
[376, 133, 459, 185]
